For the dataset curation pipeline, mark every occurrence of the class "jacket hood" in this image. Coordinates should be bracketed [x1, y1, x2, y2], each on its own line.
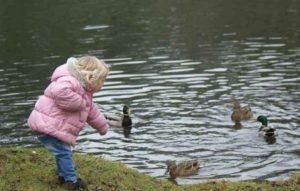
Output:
[51, 58, 89, 90]
[51, 63, 71, 82]
[67, 57, 90, 90]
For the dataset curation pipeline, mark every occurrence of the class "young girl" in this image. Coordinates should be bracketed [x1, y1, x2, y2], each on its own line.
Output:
[28, 56, 110, 190]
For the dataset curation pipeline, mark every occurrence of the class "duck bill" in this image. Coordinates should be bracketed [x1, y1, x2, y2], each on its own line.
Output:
[128, 108, 133, 115]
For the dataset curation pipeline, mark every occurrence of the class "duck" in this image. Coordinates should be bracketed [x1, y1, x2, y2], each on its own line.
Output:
[231, 98, 253, 124]
[165, 160, 200, 179]
[256, 115, 276, 138]
[106, 105, 132, 131]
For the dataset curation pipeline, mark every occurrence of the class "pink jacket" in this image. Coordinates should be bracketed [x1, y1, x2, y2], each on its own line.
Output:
[27, 63, 109, 146]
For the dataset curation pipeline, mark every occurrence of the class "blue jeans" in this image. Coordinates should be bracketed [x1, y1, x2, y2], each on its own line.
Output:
[38, 134, 77, 183]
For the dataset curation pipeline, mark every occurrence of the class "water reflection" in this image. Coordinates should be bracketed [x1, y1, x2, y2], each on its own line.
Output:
[0, 0, 300, 184]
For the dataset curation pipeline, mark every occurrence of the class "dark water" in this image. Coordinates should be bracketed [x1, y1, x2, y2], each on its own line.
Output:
[0, 0, 300, 184]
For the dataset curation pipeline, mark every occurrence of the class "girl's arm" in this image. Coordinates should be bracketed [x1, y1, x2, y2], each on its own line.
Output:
[87, 102, 109, 135]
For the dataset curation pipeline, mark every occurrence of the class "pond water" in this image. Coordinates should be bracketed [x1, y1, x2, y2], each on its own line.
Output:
[0, 0, 299, 184]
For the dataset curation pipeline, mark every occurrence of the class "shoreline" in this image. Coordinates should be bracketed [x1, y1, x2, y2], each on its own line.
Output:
[0, 147, 299, 191]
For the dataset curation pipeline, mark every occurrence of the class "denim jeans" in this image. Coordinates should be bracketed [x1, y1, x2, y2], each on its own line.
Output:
[38, 134, 77, 183]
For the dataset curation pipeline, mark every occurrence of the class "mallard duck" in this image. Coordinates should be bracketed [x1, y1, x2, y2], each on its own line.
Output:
[106, 105, 132, 130]
[165, 160, 200, 179]
[231, 99, 253, 123]
[256, 115, 276, 138]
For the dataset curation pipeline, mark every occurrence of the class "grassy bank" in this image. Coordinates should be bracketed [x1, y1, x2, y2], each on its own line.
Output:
[0, 147, 299, 191]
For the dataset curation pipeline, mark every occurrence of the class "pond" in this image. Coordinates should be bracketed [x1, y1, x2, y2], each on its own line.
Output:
[0, 0, 299, 184]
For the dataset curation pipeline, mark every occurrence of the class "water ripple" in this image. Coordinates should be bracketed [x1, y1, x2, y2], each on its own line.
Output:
[1, 12, 300, 185]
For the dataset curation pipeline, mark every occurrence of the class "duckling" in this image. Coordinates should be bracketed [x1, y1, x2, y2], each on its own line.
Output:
[231, 99, 253, 123]
[256, 115, 276, 138]
[106, 105, 132, 130]
[165, 160, 200, 179]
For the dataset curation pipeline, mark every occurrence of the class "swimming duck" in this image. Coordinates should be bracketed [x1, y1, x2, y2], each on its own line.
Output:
[231, 99, 253, 123]
[165, 160, 200, 179]
[106, 105, 132, 130]
[257, 115, 276, 138]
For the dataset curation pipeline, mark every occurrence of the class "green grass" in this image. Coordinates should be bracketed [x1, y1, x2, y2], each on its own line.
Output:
[0, 147, 299, 191]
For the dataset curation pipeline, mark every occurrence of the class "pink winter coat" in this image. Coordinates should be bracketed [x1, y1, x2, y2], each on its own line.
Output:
[27, 63, 109, 146]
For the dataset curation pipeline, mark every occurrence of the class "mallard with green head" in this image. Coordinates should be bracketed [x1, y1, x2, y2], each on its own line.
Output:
[165, 160, 200, 179]
[256, 115, 276, 138]
[231, 99, 253, 124]
[106, 105, 132, 131]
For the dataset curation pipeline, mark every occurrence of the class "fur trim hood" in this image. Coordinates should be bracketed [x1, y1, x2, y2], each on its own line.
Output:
[67, 57, 90, 90]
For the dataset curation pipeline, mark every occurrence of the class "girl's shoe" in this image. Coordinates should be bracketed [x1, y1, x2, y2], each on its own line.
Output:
[64, 178, 87, 191]
[58, 176, 65, 185]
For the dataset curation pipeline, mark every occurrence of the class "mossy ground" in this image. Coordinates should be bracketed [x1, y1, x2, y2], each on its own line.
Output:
[0, 147, 299, 191]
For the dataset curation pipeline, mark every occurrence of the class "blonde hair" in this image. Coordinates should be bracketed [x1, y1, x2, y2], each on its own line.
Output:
[73, 56, 109, 90]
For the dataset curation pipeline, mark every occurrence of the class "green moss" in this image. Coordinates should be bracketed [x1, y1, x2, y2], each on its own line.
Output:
[0, 147, 299, 191]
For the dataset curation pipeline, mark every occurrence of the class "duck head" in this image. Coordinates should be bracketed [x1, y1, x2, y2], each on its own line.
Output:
[257, 115, 268, 126]
[232, 99, 241, 109]
[165, 160, 177, 175]
[123, 105, 132, 116]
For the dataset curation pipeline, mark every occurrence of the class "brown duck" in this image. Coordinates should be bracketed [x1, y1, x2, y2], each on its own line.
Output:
[231, 99, 253, 123]
[165, 160, 200, 179]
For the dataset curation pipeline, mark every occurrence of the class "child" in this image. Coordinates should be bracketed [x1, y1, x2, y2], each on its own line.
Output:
[27, 56, 110, 190]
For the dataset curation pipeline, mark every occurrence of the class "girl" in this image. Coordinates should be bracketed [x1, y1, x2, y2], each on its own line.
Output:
[28, 56, 110, 190]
